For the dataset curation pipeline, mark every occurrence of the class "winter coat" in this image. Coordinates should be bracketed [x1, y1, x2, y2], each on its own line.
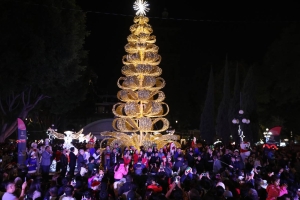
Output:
[69, 152, 77, 168]
[114, 164, 128, 179]
[266, 184, 288, 200]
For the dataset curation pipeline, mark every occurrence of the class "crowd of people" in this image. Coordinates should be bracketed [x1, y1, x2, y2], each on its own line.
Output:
[1, 139, 300, 200]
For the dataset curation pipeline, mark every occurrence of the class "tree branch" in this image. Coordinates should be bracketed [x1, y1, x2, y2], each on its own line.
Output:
[0, 97, 6, 115]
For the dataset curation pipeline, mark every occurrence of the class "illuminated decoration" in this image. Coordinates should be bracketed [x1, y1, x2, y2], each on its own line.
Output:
[48, 128, 92, 150]
[78, 132, 93, 143]
[263, 128, 272, 143]
[232, 109, 250, 141]
[133, 0, 149, 16]
[214, 139, 222, 145]
[263, 143, 278, 150]
[101, 1, 180, 149]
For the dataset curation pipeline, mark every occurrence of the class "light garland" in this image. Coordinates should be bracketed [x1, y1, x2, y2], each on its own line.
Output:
[101, 2, 180, 149]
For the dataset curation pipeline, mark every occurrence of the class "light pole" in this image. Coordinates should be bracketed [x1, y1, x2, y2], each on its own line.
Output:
[232, 110, 250, 142]
[263, 128, 272, 143]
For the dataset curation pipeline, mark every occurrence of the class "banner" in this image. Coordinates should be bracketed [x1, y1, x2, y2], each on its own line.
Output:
[269, 126, 282, 136]
[17, 118, 27, 165]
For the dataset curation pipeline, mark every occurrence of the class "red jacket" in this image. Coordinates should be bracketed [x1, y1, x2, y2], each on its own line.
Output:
[123, 157, 131, 167]
[147, 184, 163, 193]
[266, 184, 288, 200]
[133, 154, 139, 164]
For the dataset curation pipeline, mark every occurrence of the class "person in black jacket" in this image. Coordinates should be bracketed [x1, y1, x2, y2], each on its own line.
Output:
[60, 149, 69, 177]
[69, 147, 77, 177]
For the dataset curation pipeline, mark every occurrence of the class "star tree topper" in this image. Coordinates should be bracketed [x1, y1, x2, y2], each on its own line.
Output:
[133, 0, 150, 16]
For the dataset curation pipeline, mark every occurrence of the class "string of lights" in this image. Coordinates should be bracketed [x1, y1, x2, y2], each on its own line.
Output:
[11, 1, 296, 24]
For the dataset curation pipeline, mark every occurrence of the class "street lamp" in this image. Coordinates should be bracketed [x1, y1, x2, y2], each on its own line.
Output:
[263, 128, 272, 143]
[232, 109, 250, 142]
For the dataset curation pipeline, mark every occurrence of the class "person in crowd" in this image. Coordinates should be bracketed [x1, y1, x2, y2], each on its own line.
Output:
[114, 160, 128, 182]
[55, 149, 62, 172]
[205, 148, 214, 172]
[173, 148, 182, 161]
[173, 155, 184, 172]
[77, 149, 86, 171]
[41, 145, 53, 181]
[27, 178, 42, 200]
[213, 155, 222, 173]
[60, 185, 75, 200]
[133, 149, 139, 164]
[2, 180, 27, 200]
[118, 175, 137, 197]
[84, 148, 90, 164]
[114, 143, 122, 156]
[133, 158, 146, 176]
[69, 147, 77, 177]
[87, 157, 97, 175]
[141, 153, 149, 168]
[92, 148, 101, 164]
[147, 177, 163, 193]
[45, 186, 58, 200]
[149, 152, 161, 167]
[195, 155, 205, 174]
[26, 151, 38, 174]
[103, 145, 111, 170]
[79, 163, 88, 177]
[60, 149, 68, 177]
[266, 175, 288, 200]
[123, 152, 131, 167]
[110, 148, 120, 166]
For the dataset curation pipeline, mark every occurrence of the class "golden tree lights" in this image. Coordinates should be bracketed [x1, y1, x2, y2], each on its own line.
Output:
[101, 0, 180, 149]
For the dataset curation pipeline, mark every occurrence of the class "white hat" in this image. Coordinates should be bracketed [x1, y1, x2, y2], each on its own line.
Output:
[234, 149, 239, 152]
[216, 182, 225, 190]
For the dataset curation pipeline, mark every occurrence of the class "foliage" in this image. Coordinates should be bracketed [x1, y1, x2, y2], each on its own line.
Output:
[241, 67, 259, 142]
[216, 61, 231, 144]
[200, 67, 215, 144]
[0, 0, 89, 142]
[228, 66, 241, 142]
[258, 22, 300, 134]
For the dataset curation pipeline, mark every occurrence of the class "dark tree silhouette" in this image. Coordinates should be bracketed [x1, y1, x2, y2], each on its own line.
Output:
[0, 0, 89, 142]
[200, 67, 215, 144]
[241, 67, 258, 143]
[228, 66, 241, 142]
[216, 60, 231, 144]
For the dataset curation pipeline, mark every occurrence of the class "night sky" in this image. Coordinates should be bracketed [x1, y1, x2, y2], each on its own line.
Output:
[78, 1, 297, 90]
[77, 1, 299, 131]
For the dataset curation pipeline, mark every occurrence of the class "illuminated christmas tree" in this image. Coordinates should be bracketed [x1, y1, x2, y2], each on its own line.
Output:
[101, 0, 180, 149]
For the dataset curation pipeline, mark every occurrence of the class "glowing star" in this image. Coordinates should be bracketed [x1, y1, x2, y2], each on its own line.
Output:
[133, 0, 149, 16]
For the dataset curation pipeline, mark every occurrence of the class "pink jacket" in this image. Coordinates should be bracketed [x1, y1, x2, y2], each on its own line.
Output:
[114, 164, 128, 179]
[266, 184, 288, 200]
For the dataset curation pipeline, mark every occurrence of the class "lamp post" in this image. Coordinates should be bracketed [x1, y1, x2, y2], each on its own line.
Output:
[263, 128, 272, 143]
[232, 110, 250, 143]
